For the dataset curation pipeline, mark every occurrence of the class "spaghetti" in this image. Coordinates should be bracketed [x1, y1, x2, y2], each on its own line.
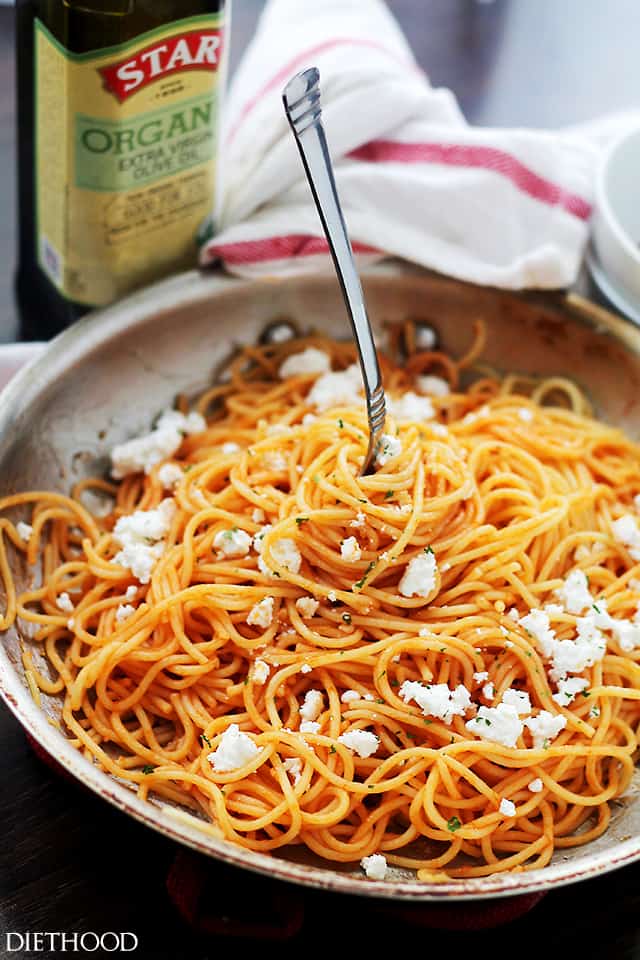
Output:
[2, 321, 640, 880]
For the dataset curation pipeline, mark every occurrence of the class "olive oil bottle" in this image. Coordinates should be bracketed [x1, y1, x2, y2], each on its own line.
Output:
[16, 0, 229, 339]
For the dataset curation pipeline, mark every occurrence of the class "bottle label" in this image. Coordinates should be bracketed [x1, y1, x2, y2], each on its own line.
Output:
[34, 14, 225, 307]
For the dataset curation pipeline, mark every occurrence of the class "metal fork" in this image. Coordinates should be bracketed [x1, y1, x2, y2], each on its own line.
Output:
[282, 67, 386, 476]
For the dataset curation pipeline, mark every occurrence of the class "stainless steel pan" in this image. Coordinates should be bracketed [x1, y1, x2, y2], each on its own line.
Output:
[1, 263, 640, 901]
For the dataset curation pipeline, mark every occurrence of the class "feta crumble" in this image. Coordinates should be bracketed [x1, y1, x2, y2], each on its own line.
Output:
[399, 550, 438, 598]
[528, 778, 544, 793]
[307, 364, 363, 412]
[517, 407, 534, 422]
[417, 375, 450, 398]
[399, 681, 472, 724]
[350, 512, 367, 529]
[214, 527, 252, 558]
[296, 596, 319, 618]
[115, 603, 135, 623]
[208, 724, 260, 772]
[482, 682, 495, 700]
[341, 536, 362, 562]
[499, 798, 516, 817]
[221, 441, 241, 455]
[111, 409, 206, 478]
[337, 729, 380, 758]
[465, 703, 523, 748]
[252, 659, 270, 684]
[252, 508, 265, 523]
[125, 585, 138, 601]
[387, 391, 435, 422]
[113, 499, 175, 584]
[501, 688, 532, 716]
[16, 521, 33, 541]
[555, 569, 592, 614]
[270, 538, 302, 575]
[56, 592, 74, 613]
[523, 711, 567, 749]
[157, 462, 184, 490]
[283, 757, 303, 785]
[612, 514, 640, 561]
[473, 671, 489, 683]
[279, 347, 331, 379]
[552, 676, 589, 706]
[360, 853, 388, 880]
[341, 689, 361, 703]
[247, 597, 275, 628]
[300, 689, 324, 723]
[299, 721, 321, 734]
[375, 433, 402, 466]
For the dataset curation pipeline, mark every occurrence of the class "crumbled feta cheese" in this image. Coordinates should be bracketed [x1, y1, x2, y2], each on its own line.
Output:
[399, 681, 472, 724]
[270, 538, 302, 575]
[300, 663, 312, 674]
[549, 614, 606, 680]
[360, 853, 388, 880]
[419, 626, 430, 637]
[415, 325, 437, 350]
[555, 569, 592, 614]
[528, 778, 544, 793]
[262, 451, 288, 472]
[518, 609, 556, 657]
[208, 724, 260, 772]
[375, 433, 402, 466]
[328, 591, 337, 602]
[115, 603, 135, 623]
[517, 407, 534, 422]
[300, 689, 324, 723]
[251, 659, 270, 684]
[337, 729, 380, 758]
[302, 413, 317, 427]
[350, 512, 367, 529]
[482, 682, 495, 700]
[279, 347, 332, 379]
[247, 597, 275, 628]
[465, 703, 523, 748]
[417, 375, 449, 398]
[16, 521, 33, 541]
[499, 798, 516, 817]
[544, 603, 564, 617]
[125, 585, 138, 601]
[399, 550, 438, 598]
[612, 514, 640, 561]
[252, 508, 265, 523]
[307, 364, 363, 412]
[221, 441, 241, 455]
[157, 462, 184, 490]
[111, 409, 206, 478]
[341, 536, 362, 562]
[387, 391, 435, 422]
[283, 757, 303, 785]
[523, 711, 567, 749]
[552, 676, 589, 706]
[296, 596, 319, 618]
[341, 689, 361, 703]
[299, 721, 321, 734]
[56, 592, 74, 613]
[67, 618, 75, 630]
[473, 671, 488, 683]
[113, 499, 175, 583]
[501, 688, 532, 716]
[214, 527, 252, 558]
[507, 607, 520, 622]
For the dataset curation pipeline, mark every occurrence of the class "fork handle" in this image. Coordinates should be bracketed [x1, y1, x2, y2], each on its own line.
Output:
[282, 68, 385, 438]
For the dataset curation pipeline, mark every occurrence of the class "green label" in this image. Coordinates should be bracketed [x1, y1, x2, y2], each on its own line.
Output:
[75, 92, 217, 192]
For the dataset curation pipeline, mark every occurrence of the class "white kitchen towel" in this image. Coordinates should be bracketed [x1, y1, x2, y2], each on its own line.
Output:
[200, 0, 611, 289]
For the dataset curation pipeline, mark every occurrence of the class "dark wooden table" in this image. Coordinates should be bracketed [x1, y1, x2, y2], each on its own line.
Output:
[2, 2, 640, 958]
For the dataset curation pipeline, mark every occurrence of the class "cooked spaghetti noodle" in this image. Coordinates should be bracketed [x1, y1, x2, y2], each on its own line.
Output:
[2, 321, 640, 880]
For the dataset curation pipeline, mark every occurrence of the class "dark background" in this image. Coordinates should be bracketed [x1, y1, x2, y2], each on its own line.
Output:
[1, 1, 640, 957]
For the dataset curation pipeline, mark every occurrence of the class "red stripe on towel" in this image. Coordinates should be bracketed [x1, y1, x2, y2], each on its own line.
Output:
[348, 139, 592, 220]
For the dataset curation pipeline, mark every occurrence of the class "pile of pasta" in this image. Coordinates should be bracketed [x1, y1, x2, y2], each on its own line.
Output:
[3, 320, 640, 880]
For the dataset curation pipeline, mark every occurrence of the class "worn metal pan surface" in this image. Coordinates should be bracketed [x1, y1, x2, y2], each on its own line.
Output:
[1, 263, 639, 902]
